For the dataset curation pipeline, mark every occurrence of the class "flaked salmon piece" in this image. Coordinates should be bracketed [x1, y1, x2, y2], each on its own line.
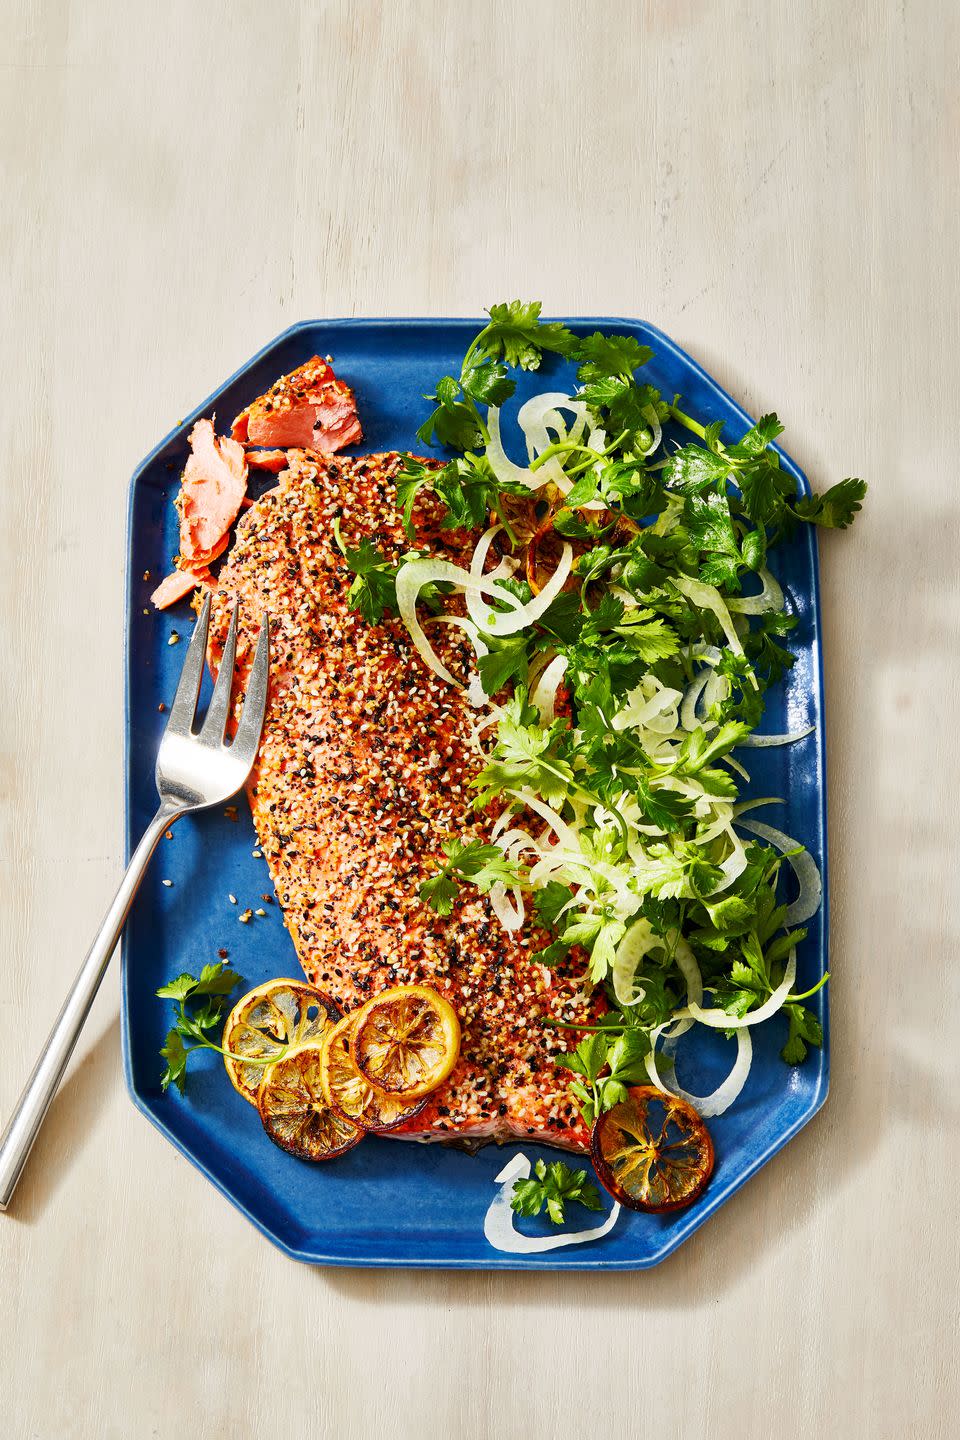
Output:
[178, 419, 248, 562]
[230, 356, 362, 452]
[150, 566, 215, 610]
[208, 451, 601, 1153]
[151, 418, 247, 610]
[246, 448, 288, 473]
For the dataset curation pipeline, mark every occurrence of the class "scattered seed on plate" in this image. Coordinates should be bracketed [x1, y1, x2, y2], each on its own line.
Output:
[252, 849, 262, 859]
[218, 948, 229, 959]
[162, 879, 173, 888]
[255, 908, 266, 917]
[158, 703, 166, 713]
[142, 608, 149, 616]
[228, 893, 237, 905]
[239, 909, 253, 923]
[165, 830, 173, 840]
[143, 570, 151, 581]
[224, 806, 239, 821]
[168, 632, 180, 646]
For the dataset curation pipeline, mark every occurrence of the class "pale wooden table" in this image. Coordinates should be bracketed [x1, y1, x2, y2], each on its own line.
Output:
[2, 2, 957, 1436]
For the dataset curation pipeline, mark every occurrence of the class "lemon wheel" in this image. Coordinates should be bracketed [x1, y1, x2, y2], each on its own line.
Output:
[222, 978, 340, 1105]
[320, 1014, 427, 1132]
[351, 985, 460, 1100]
[591, 1085, 714, 1213]
[257, 1045, 362, 1161]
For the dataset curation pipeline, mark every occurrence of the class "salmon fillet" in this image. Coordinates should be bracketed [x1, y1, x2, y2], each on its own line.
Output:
[208, 450, 601, 1151]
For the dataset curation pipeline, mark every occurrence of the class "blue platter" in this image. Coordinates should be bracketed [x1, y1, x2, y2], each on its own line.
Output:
[123, 318, 829, 1269]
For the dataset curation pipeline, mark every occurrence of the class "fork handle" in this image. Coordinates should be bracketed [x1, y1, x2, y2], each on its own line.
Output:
[0, 802, 180, 1211]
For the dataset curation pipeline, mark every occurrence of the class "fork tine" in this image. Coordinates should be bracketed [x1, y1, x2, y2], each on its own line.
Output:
[166, 594, 211, 734]
[229, 615, 270, 763]
[200, 601, 238, 745]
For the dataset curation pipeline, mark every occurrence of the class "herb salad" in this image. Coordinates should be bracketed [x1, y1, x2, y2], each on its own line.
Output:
[339, 302, 864, 1135]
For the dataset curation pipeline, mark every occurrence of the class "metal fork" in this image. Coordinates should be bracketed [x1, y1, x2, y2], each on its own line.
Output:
[0, 596, 269, 1210]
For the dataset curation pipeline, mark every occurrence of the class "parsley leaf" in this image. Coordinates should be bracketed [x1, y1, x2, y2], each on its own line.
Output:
[633, 776, 696, 832]
[478, 301, 578, 369]
[555, 1021, 652, 1125]
[781, 1003, 824, 1064]
[472, 690, 575, 808]
[333, 524, 402, 624]
[418, 838, 519, 917]
[792, 478, 867, 529]
[416, 374, 484, 451]
[476, 634, 530, 697]
[510, 1159, 604, 1225]
[576, 332, 653, 384]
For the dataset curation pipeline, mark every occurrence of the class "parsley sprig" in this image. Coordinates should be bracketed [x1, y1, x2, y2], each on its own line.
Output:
[417, 301, 578, 452]
[555, 1025, 652, 1128]
[510, 1159, 603, 1225]
[157, 962, 263, 1094]
[417, 838, 520, 917]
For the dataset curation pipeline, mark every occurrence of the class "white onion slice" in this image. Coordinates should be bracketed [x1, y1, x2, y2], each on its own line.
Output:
[613, 683, 683, 733]
[734, 817, 823, 925]
[738, 724, 815, 748]
[662, 935, 703, 1040]
[484, 1153, 621, 1253]
[397, 558, 518, 684]
[489, 882, 525, 932]
[509, 788, 581, 849]
[723, 753, 751, 782]
[428, 614, 489, 707]
[466, 524, 523, 632]
[680, 669, 712, 732]
[486, 407, 545, 489]
[516, 393, 587, 491]
[531, 654, 568, 723]
[728, 567, 784, 615]
[708, 842, 749, 894]
[611, 923, 703, 1016]
[467, 540, 573, 639]
[478, 540, 573, 636]
[493, 828, 544, 862]
[642, 407, 662, 455]
[396, 544, 572, 683]
[687, 950, 796, 1029]
[672, 575, 752, 678]
[646, 1026, 753, 1117]
[611, 919, 660, 1007]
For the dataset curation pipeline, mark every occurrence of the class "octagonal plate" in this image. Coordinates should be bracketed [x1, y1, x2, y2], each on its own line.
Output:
[122, 318, 828, 1268]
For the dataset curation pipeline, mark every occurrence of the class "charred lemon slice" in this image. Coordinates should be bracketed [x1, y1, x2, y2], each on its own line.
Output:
[591, 1085, 715, 1213]
[257, 1045, 362, 1161]
[320, 1014, 427, 1132]
[222, 978, 340, 1105]
[351, 984, 460, 1099]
